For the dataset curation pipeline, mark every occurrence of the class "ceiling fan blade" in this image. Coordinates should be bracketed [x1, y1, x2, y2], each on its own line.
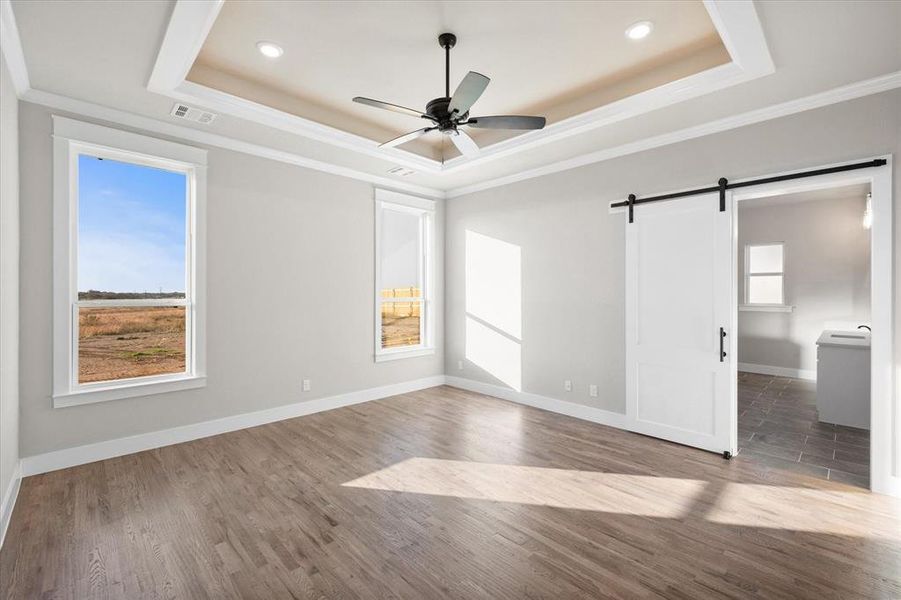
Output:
[450, 129, 480, 158]
[466, 115, 547, 130]
[380, 127, 435, 148]
[448, 71, 490, 117]
[354, 97, 433, 121]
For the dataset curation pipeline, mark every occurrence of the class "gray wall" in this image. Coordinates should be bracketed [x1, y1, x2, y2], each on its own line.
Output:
[445, 89, 900, 414]
[11, 89, 901, 457]
[737, 195, 871, 374]
[18, 101, 444, 457]
[1, 53, 20, 500]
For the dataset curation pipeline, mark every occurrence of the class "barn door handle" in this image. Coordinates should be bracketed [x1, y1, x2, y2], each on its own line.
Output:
[720, 327, 727, 362]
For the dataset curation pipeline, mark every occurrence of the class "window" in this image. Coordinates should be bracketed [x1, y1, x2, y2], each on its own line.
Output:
[53, 117, 206, 407]
[374, 189, 435, 361]
[744, 243, 786, 307]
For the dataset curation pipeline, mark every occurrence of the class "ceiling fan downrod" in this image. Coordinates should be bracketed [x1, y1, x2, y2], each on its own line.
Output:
[438, 33, 456, 99]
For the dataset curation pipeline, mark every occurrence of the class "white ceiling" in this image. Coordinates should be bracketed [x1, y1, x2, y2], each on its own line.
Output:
[190, 1, 727, 158]
[740, 183, 870, 209]
[7, 0, 901, 194]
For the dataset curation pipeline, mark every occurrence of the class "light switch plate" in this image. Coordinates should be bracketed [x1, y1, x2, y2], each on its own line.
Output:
[589, 384, 598, 397]
[302, 379, 311, 392]
[564, 380, 572, 392]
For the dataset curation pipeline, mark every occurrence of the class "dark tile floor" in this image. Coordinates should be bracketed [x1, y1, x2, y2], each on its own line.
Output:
[736, 371, 870, 488]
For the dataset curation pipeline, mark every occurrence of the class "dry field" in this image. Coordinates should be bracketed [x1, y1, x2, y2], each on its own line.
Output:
[78, 306, 186, 383]
[381, 287, 423, 349]
[381, 313, 421, 348]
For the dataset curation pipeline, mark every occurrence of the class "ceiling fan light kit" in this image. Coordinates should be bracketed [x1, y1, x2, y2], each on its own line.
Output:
[353, 32, 546, 158]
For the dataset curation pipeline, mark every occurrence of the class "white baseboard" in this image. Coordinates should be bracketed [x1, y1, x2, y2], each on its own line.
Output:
[445, 376, 628, 430]
[0, 461, 22, 549]
[738, 362, 816, 381]
[20, 376, 446, 477]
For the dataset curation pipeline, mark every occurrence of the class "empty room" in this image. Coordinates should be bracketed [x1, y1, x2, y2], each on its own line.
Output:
[0, 1, 899, 599]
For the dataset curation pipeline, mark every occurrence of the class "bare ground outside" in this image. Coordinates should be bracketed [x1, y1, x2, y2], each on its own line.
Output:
[78, 306, 186, 383]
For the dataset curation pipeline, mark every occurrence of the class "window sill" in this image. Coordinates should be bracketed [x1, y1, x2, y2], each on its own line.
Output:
[53, 375, 207, 408]
[375, 347, 436, 363]
[739, 304, 794, 313]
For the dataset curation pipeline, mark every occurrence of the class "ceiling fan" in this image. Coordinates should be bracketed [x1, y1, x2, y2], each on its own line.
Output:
[353, 33, 546, 158]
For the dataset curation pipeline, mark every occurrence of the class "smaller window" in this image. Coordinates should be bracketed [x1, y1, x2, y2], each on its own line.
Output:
[374, 189, 435, 361]
[745, 243, 785, 305]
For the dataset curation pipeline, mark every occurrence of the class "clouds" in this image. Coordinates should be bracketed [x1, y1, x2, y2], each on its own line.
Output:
[78, 232, 185, 293]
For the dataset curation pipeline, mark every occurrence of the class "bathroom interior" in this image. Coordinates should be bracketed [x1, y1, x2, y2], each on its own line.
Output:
[736, 182, 872, 488]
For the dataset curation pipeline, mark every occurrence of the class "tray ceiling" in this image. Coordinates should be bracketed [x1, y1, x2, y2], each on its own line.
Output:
[187, 1, 729, 161]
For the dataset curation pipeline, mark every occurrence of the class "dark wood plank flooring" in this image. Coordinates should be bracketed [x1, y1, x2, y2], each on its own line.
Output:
[737, 371, 870, 488]
[2, 385, 898, 599]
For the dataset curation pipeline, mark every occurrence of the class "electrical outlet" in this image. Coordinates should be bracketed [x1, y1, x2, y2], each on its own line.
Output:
[589, 384, 598, 397]
[564, 380, 572, 392]
[302, 379, 311, 392]
[458, 360, 463, 370]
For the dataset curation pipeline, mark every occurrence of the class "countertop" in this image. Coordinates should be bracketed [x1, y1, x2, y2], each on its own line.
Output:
[816, 330, 871, 349]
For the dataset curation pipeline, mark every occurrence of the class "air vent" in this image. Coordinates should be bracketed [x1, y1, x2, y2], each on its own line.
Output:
[170, 103, 217, 125]
[387, 166, 416, 177]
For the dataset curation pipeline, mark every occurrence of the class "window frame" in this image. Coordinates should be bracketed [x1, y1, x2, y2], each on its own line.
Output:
[741, 242, 792, 312]
[373, 188, 435, 362]
[52, 117, 207, 407]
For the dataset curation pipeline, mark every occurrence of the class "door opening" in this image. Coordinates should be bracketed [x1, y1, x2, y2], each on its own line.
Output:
[734, 182, 872, 489]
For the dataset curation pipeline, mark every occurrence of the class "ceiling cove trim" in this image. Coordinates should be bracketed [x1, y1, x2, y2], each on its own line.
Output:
[147, 0, 224, 93]
[446, 70, 901, 199]
[22, 88, 445, 200]
[148, 0, 441, 174]
[0, 0, 30, 96]
[148, 0, 772, 173]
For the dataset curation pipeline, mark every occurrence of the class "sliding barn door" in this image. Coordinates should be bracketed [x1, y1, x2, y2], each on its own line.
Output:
[625, 192, 735, 455]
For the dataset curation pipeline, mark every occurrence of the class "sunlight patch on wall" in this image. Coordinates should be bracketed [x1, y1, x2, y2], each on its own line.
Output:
[465, 230, 522, 390]
[465, 230, 521, 339]
[465, 316, 522, 391]
[343, 457, 707, 518]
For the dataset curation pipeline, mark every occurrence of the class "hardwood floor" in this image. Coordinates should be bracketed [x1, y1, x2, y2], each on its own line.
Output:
[2, 385, 899, 599]
[737, 371, 870, 488]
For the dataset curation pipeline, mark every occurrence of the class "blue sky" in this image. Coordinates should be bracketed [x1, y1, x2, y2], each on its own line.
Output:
[78, 155, 187, 293]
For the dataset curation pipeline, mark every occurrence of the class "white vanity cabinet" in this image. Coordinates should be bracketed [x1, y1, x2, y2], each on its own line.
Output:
[815, 330, 870, 429]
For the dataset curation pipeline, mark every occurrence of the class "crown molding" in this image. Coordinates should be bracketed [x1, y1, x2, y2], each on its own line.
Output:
[22, 88, 446, 199]
[148, 0, 773, 173]
[16, 69, 901, 203]
[0, 0, 30, 96]
[445, 71, 901, 199]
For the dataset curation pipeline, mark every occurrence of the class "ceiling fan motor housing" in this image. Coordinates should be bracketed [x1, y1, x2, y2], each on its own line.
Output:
[425, 97, 467, 132]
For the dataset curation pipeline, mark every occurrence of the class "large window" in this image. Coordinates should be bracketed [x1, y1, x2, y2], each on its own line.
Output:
[53, 117, 206, 406]
[374, 189, 435, 361]
[745, 243, 785, 305]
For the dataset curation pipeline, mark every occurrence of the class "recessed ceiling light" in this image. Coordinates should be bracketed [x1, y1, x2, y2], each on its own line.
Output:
[625, 21, 653, 40]
[256, 41, 284, 58]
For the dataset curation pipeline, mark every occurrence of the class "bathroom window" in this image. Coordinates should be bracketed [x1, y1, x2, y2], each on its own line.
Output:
[742, 243, 790, 311]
